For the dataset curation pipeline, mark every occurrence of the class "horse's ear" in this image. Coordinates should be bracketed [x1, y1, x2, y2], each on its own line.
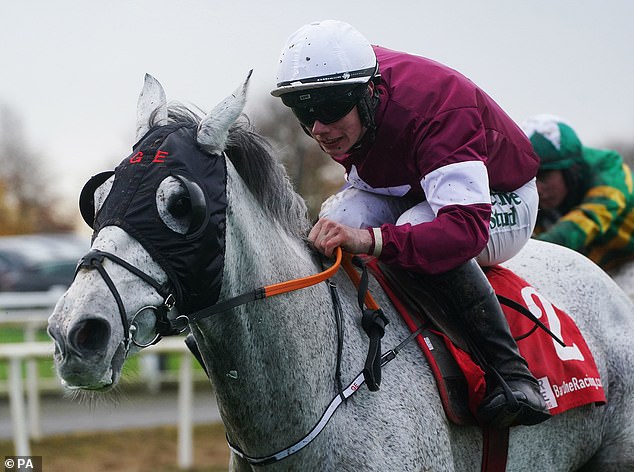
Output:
[197, 70, 252, 155]
[136, 73, 168, 140]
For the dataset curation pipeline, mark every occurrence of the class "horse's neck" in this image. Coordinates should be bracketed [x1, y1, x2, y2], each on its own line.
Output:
[222, 187, 314, 291]
[196, 174, 339, 453]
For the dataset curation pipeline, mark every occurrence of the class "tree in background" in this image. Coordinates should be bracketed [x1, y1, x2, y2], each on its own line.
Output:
[0, 105, 75, 235]
[251, 97, 344, 221]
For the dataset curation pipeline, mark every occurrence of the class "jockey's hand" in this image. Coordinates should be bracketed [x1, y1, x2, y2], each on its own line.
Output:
[308, 218, 372, 258]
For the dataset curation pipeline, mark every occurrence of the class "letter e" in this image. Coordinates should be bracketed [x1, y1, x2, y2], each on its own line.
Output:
[153, 150, 169, 163]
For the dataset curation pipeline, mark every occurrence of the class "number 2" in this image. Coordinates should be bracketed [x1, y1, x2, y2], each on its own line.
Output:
[520, 286, 584, 361]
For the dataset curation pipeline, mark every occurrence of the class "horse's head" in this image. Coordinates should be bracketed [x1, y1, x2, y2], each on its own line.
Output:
[47, 72, 252, 390]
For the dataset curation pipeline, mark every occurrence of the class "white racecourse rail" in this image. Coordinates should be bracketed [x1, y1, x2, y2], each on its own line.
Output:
[0, 291, 199, 469]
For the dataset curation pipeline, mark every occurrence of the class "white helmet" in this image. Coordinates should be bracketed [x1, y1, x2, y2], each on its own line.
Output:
[270, 20, 378, 97]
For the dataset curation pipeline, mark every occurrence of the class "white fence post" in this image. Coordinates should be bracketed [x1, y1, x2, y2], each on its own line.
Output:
[24, 324, 42, 440]
[177, 351, 194, 469]
[8, 357, 30, 456]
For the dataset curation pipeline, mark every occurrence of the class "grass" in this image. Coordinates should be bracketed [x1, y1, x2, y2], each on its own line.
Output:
[0, 326, 52, 343]
[0, 327, 57, 381]
[0, 423, 231, 472]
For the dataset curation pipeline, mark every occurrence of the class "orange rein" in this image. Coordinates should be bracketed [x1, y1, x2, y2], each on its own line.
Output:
[263, 248, 380, 312]
[263, 247, 343, 297]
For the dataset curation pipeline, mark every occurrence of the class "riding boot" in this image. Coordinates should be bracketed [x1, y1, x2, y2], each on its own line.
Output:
[427, 259, 551, 428]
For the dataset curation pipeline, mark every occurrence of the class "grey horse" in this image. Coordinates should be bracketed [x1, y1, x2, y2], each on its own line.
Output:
[48, 73, 634, 471]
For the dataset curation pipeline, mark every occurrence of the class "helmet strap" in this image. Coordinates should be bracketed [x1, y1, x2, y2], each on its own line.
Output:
[356, 82, 380, 142]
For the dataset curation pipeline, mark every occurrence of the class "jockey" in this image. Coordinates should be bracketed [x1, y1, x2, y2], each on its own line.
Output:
[522, 114, 634, 271]
[271, 19, 550, 429]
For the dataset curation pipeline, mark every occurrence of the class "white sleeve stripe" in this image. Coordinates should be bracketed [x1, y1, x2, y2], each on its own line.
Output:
[421, 161, 491, 216]
[372, 227, 383, 257]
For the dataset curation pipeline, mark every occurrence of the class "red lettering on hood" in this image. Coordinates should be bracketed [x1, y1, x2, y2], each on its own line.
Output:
[153, 150, 169, 163]
[130, 151, 143, 163]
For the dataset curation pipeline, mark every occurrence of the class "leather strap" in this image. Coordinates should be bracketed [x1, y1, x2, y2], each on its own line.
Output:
[481, 426, 509, 472]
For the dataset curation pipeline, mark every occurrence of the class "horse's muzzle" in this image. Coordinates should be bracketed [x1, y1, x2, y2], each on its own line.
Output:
[47, 314, 123, 390]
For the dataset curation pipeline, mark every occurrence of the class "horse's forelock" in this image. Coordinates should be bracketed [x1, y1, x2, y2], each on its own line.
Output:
[146, 103, 310, 238]
[224, 121, 310, 237]
[149, 102, 203, 128]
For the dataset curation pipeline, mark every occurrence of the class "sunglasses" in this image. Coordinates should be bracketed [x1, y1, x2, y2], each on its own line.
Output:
[282, 85, 366, 128]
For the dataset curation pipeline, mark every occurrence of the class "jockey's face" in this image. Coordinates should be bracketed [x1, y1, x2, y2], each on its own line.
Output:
[307, 107, 366, 158]
[536, 169, 568, 210]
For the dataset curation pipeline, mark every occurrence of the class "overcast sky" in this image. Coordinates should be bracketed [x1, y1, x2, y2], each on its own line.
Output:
[1, 1, 633, 214]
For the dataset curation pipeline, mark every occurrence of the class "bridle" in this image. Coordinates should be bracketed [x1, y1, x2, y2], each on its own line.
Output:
[76, 245, 424, 466]
[76, 249, 179, 350]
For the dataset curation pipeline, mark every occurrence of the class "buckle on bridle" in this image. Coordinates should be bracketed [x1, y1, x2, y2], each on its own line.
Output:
[164, 293, 176, 310]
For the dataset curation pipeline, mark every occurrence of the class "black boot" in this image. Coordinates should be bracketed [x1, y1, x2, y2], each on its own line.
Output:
[428, 259, 550, 428]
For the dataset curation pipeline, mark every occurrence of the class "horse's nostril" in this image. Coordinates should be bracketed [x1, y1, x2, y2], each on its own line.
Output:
[69, 318, 111, 353]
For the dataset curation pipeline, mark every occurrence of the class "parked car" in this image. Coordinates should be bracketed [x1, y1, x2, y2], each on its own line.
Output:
[0, 233, 88, 292]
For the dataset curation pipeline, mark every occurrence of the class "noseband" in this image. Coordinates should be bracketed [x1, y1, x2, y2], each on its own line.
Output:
[76, 249, 180, 350]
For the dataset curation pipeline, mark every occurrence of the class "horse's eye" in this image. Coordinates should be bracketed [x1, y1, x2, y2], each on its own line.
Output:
[167, 196, 192, 218]
[157, 177, 192, 234]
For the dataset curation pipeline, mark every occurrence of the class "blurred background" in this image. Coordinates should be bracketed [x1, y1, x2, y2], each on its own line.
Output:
[1, 1, 632, 470]
[1, 0, 633, 237]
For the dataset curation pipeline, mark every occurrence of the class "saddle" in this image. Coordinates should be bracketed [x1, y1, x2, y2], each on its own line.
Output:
[355, 256, 606, 426]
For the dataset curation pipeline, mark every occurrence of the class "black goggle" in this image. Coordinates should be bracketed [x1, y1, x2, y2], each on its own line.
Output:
[291, 100, 358, 127]
[282, 85, 366, 128]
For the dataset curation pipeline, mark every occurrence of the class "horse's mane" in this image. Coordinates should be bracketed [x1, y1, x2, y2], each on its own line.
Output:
[149, 103, 310, 237]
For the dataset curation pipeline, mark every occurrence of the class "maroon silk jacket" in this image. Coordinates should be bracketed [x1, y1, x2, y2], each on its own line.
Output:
[332, 46, 539, 274]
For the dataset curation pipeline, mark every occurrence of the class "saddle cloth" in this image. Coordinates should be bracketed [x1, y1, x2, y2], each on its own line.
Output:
[363, 258, 607, 425]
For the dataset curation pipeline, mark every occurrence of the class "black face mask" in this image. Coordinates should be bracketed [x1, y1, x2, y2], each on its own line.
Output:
[79, 123, 227, 313]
